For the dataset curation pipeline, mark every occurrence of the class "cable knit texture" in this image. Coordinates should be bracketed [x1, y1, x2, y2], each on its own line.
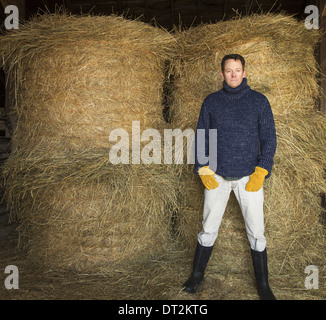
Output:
[194, 78, 277, 179]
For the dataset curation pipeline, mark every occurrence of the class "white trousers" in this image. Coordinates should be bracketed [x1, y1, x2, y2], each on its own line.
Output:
[198, 174, 266, 252]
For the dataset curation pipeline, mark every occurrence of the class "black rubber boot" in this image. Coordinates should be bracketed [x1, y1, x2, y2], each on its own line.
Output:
[183, 242, 213, 293]
[251, 248, 276, 300]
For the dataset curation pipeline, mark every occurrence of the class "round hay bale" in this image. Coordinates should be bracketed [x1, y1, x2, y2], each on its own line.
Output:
[0, 13, 179, 272]
[170, 13, 320, 130]
[170, 15, 325, 289]
[3, 156, 179, 272]
[264, 112, 326, 275]
[0, 13, 176, 155]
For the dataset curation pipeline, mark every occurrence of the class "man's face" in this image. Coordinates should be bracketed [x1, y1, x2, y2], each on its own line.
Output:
[221, 59, 246, 88]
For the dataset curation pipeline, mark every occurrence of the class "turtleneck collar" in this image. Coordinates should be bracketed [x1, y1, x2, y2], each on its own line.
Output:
[222, 77, 250, 98]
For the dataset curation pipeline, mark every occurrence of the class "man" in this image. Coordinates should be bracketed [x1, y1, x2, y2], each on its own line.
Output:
[183, 54, 277, 300]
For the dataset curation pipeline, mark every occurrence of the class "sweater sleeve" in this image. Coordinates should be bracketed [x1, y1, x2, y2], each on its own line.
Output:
[194, 98, 210, 175]
[257, 99, 277, 178]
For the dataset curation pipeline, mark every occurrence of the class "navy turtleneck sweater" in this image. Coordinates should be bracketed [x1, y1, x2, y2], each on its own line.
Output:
[194, 78, 277, 179]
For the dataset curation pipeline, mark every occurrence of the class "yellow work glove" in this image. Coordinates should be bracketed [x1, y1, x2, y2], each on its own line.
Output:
[245, 166, 268, 192]
[198, 166, 219, 190]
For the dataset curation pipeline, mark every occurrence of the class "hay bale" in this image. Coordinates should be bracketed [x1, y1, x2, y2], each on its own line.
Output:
[0, 13, 176, 155]
[171, 14, 326, 290]
[3, 157, 178, 272]
[264, 112, 326, 274]
[170, 13, 320, 130]
[0, 13, 179, 272]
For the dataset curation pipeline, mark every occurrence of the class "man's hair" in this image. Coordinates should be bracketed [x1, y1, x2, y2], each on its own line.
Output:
[221, 54, 245, 72]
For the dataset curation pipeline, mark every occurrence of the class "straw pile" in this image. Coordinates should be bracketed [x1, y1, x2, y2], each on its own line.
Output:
[0, 13, 178, 272]
[171, 13, 326, 289]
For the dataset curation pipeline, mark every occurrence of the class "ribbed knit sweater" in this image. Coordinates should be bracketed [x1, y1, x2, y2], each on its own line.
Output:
[194, 78, 277, 178]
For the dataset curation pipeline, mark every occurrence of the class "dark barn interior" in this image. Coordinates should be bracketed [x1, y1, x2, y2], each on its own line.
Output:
[6, 0, 323, 28]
